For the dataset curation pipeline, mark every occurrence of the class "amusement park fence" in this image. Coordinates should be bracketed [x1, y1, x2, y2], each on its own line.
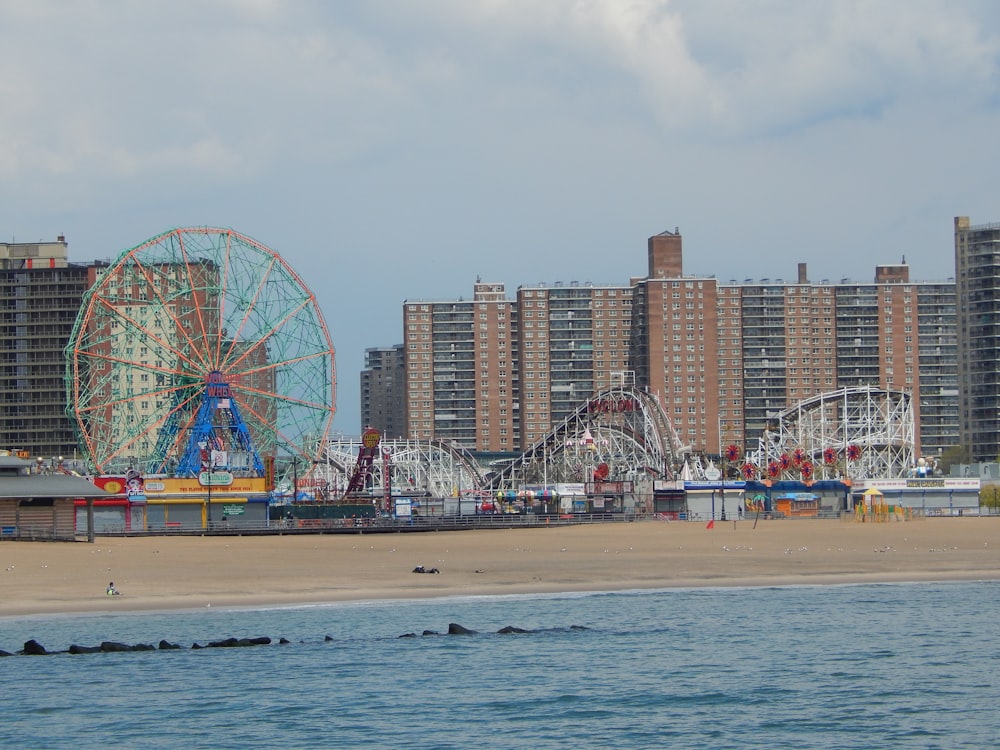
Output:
[76, 512, 642, 538]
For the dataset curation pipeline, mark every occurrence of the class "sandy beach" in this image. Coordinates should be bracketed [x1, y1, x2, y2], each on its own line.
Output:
[2, 517, 1000, 617]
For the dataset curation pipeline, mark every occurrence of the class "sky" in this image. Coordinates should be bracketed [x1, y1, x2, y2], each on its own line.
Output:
[2, 0, 998, 436]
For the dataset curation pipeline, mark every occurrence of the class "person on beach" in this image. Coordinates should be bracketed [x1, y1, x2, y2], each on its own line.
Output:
[107, 581, 121, 596]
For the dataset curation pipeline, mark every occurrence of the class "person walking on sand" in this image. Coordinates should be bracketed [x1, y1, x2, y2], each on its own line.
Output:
[106, 581, 121, 596]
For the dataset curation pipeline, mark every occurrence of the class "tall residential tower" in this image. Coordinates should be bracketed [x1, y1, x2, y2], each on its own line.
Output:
[955, 215, 1000, 462]
[0, 237, 102, 460]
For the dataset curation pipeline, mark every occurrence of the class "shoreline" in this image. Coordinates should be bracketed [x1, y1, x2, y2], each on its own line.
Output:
[2, 517, 999, 618]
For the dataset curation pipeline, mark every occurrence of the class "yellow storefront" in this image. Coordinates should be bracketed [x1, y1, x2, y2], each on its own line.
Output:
[140, 475, 270, 530]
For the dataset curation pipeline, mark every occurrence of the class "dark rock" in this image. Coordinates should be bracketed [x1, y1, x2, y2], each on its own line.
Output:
[68, 644, 101, 654]
[22, 640, 49, 655]
[158, 640, 182, 650]
[0, 649, 12, 657]
[497, 626, 530, 634]
[324, 635, 334, 641]
[191, 643, 203, 649]
[570, 625, 590, 630]
[208, 636, 271, 648]
[132, 643, 156, 651]
[279, 637, 290, 645]
[422, 630, 440, 636]
[447, 623, 476, 635]
[398, 633, 417, 638]
[100, 641, 133, 652]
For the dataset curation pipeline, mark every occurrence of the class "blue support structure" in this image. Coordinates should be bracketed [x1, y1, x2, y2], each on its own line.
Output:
[176, 371, 266, 478]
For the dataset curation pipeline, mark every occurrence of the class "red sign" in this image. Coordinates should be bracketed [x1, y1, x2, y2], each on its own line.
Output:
[587, 397, 640, 413]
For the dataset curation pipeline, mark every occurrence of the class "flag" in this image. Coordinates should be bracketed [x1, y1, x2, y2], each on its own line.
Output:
[706, 520, 715, 529]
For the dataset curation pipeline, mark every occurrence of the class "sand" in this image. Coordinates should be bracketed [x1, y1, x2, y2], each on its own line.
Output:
[2, 517, 999, 617]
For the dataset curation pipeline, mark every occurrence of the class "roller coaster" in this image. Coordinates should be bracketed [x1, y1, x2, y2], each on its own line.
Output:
[305, 383, 684, 504]
[746, 386, 915, 482]
[301, 385, 915, 503]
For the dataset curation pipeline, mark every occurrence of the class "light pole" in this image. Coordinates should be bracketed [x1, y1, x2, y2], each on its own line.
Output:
[720, 457, 727, 522]
[207, 465, 213, 528]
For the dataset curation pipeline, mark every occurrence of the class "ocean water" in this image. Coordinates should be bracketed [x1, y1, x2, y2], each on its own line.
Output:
[2, 581, 998, 749]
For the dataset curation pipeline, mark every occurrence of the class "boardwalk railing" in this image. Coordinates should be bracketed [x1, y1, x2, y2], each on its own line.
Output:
[80, 512, 642, 538]
[0, 525, 78, 542]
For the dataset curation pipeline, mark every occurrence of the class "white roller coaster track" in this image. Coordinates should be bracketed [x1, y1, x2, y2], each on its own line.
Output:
[748, 386, 915, 481]
[304, 385, 686, 500]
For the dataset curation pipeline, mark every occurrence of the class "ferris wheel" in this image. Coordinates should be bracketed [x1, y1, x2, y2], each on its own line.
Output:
[66, 227, 336, 476]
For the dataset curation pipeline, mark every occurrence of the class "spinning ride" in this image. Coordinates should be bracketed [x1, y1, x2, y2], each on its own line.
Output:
[66, 227, 336, 476]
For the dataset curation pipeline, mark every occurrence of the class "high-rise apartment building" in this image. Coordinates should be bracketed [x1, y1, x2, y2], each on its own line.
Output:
[712, 268, 954, 458]
[393, 229, 958, 459]
[517, 281, 632, 446]
[631, 230, 719, 452]
[360, 345, 406, 439]
[0, 237, 103, 460]
[955, 215, 1000, 461]
[403, 282, 518, 450]
[916, 281, 958, 458]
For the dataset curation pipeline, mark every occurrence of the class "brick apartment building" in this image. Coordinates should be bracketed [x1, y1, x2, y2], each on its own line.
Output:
[387, 228, 959, 459]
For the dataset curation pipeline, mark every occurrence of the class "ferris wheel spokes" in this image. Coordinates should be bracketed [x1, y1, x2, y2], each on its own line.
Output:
[67, 227, 337, 475]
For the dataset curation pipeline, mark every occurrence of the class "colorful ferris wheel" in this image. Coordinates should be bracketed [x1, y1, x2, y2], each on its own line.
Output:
[66, 227, 336, 476]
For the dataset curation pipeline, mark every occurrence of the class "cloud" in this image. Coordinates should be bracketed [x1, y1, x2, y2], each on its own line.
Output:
[380, 0, 1000, 136]
[5, 0, 996, 192]
[2, 0, 999, 433]
[0, 2, 410, 192]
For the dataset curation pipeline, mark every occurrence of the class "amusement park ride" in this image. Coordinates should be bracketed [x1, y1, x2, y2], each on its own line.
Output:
[65, 227, 336, 485]
[310, 384, 917, 512]
[63, 227, 921, 511]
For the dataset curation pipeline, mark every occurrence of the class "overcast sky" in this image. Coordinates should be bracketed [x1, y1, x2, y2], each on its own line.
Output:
[2, 0, 998, 435]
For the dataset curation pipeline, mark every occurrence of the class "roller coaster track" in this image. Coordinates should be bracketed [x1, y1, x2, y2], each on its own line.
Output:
[311, 385, 684, 499]
[747, 385, 914, 481]
[483, 385, 683, 490]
